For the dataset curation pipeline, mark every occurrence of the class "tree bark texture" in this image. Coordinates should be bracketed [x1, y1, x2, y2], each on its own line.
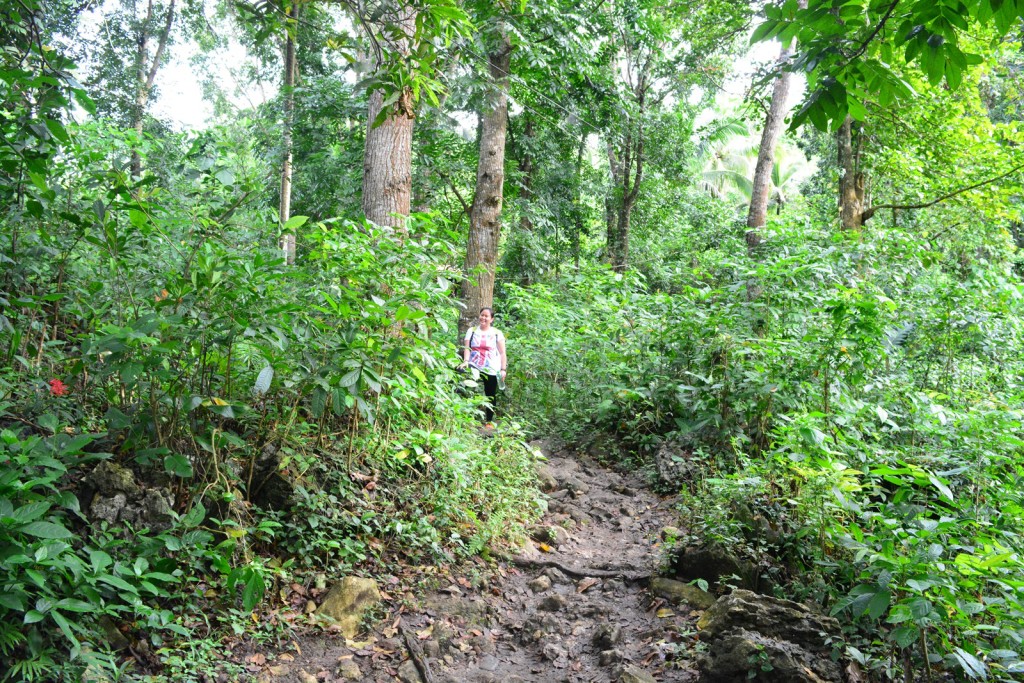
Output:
[361, 10, 416, 230]
[279, 0, 299, 264]
[130, 0, 175, 177]
[746, 42, 794, 246]
[838, 116, 865, 231]
[605, 70, 647, 272]
[746, 0, 805, 246]
[460, 29, 512, 336]
[518, 116, 535, 234]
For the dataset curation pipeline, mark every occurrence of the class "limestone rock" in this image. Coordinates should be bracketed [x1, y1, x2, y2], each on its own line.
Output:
[397, 659, 422, 683]
[592, 623, 622, 649]
[650, 577, 716, 610]
[619, 665, 656, 683]
[530, 524, 569, 547]
[316, 577, 381, 638]
[528, 575, 552, 593]
[697, 589, 840, 644]
[90, 492, 127, 524]
[699, 628, 841, 682]
[672, 544, 761, 591]
[653, 440, 698, 488]
[335, 657, 361, 681]
[87, 461, 141, 497]
[538, 593, 567, 612]
[535, 463, 559, 492]
[697, 590, 843, 683]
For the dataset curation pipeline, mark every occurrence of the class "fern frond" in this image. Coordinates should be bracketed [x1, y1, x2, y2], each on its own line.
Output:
[0, 622, 25, 656]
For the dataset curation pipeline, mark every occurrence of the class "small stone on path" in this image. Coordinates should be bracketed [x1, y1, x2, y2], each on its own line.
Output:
[528, 575, 552, 593]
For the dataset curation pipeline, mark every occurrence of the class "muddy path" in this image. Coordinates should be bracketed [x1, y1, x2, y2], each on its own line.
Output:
[256, 440, 702, 683]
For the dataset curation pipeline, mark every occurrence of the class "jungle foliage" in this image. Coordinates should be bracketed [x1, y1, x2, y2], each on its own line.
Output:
[4, 0, 1024, 680]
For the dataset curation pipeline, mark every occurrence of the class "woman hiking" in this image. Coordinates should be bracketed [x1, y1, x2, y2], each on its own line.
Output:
[461, 307, 507, 427]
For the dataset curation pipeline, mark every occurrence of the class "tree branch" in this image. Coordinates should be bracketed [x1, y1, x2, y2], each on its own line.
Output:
[862, 161, 1024, 222]
[836, 0, 901, 70]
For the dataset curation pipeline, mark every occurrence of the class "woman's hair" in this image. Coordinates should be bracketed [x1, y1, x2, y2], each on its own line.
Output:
[480, 306, 495, 318]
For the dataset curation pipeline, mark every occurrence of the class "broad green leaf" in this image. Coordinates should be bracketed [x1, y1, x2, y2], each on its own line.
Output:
[164, 453, 194, 479]
[283, 215, 308, 230]
[19, 521, 73, 539]
[253, 365, 274, 395]
[242, 571, 265, 611]
[181, 501, 206, 529]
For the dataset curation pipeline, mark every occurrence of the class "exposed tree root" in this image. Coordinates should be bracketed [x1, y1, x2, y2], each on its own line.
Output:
[399, 622, 435, 683]
[507, 556, 652, 583]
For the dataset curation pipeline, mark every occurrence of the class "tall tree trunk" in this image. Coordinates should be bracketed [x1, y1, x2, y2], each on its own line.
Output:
[130, 0, 175, 177]
[605, 140, 621, 266]
[518, 116, 534, 234]
[572, 131, 586, 270]
[612, 122, 643, 271]
[361, 10, 416, 230]
[746, 44, 794, 247]
[746, 0, 805, 247]
[279, 0, 299, 264]
[838, 115, 865, 231]
[460, 28, 512, 336]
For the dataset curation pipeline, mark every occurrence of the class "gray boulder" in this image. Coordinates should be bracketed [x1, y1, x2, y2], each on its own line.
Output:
[697, 590, 843, 682]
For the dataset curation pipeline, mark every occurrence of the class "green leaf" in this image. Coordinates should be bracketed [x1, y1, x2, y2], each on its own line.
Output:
[867, 588, 890, 619]
[311, 387, 328, 418]
[890, 625, 919, 648]
[90, 550, 112, 573]
[181, 501, 206, 529]
[750, 19, 780, 44]
[340, 368, 362, 388]
[51, 609, 79, 647]
[98, 575, 139, 595]
[283, 215, 308, 230]
[8, 502, 51, 524]
[0, 592, 25, 611]
[24, 610, 46, 624]
[19, 521, 73, 539]
[164, 453, 194, 479]
[928, 474, 954, 502]
[331, 387, 347, 417]
[242, 570, 265, 611]
[953, 647, 988, 679]
[253, 365, 274, 395]
[55, 599, 96, 613]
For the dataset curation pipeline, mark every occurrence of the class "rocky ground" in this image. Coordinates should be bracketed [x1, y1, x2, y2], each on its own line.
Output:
[253, 440, 709, 683]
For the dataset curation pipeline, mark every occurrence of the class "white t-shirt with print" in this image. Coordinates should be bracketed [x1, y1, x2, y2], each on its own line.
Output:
[465, 326, 504, 375]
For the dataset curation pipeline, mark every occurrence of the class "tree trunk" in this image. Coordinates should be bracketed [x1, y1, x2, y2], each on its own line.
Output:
[460, 28, 512, 336]
[130, 0, 175, 177]
[572, 131, 586, 269]
[838, 115, 865, 231]
[361, 10, 416, 230]
[746, 39, 795, 246]
[518, 116, 534, 234]
[279, 0, 299, 264]
[605, 140, 621, 266]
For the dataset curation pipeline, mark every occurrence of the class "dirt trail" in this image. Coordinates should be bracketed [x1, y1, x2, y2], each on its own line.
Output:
[259, 441, 701, 683]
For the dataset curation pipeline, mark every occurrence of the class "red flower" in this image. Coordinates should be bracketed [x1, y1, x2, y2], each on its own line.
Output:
[48, 379, 68, 396]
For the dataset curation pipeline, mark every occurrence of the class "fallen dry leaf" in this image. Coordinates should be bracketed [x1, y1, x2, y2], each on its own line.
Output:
[416, 625, 434, 639]
[656, 608, 675, 618]
[576, 577, 600, 593]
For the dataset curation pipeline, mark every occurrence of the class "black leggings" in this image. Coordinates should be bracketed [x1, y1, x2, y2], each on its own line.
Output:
[481, 373, 498, 422]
